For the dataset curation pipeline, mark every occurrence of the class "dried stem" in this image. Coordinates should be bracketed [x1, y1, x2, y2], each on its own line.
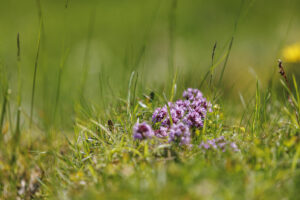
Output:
[278, 59, 299, 125]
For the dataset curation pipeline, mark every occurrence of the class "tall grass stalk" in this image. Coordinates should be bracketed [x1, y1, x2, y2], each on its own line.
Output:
[217, 0, 245, 87]
[138, 1, 161, 89]
[168, 0, 177, 83]
[98, 68, 106, 109]
[0, 86, 8, 141]
[10, 34, 22, 165]
[209, 42, 217, 88]
[30, 23, 42, 128]
[252, 80, 260, 134]
[199, 48, 229, 90]
[127, 71, 136, 118]
[7, 96, 13, 136]
[217, 37, 234, 87]
[0, 63, 8, 141]
[132, 72, 139, 118]
[169, 69, 177, 102]
[53, 50, 69, 123]
[199, 42, 217, 89]
[36, 0, 45, 40]
[53, 0, 70, 126]
[79, 10, 95, 98]
[15, 33, 21, 143]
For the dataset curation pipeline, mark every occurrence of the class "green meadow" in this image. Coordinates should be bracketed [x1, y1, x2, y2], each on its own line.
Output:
[1, 0, 300, 199]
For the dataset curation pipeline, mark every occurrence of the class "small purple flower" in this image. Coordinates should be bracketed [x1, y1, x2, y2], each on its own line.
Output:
[218, 142, 226, 148]
[230, 142, 239, 152]
[169, 123, 191, 145]
[133, 122, 154, 140]
[155, 126, 169, 138]
[199, 142, 211, 150]
[183, 88, 203, 101]
[180, 136, 191, 146]
[216, 136, 225, 142]
[152, 106, 168, 123]
[175, 100, 190, 112]
[199, 136, 239, 152]
[183, 111, 203, 128]
[191, 100, 208, 116]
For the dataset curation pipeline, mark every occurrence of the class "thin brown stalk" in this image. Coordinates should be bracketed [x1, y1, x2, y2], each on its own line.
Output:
[278, 59, 299, 124]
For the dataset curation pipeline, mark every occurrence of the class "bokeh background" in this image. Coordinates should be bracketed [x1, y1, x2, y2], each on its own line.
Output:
[0, 0, 299, 129]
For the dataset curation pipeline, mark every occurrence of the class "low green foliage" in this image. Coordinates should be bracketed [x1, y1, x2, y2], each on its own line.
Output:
[1, 0, 300, 199]
[1, 82, 300, 199]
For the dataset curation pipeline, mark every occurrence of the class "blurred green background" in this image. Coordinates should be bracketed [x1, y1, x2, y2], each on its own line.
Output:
[0, 0, 299, 129]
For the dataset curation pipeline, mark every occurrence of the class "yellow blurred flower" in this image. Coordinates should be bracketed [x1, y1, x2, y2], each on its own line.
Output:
[283, 43, 300, 63]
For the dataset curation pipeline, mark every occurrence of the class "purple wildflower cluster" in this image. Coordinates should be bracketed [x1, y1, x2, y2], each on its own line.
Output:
[152, 88, 212, 145]
[131, 88, 240, 153]
[153, 88, 212, 128]
[133, 88, 212, 146]
[199, 136, 239, 152]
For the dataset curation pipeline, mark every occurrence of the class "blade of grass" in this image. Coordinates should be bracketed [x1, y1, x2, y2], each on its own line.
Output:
[36, 0, 45, 49]
[199, 48, 228, 89]
[15, 33, 21, 144]
[53, 49, 70, 122]
[0, 86, 8, 140]
[98, 75, 105, 114]
[292, 75, 300, 117]
[292, 144, 300, 171]
[168, 0, 177, 82]
[199, 42, 217, 89]
[7, 94, 13, 136]
[169, 69, 177, 102]
[209, 42, 217, 88]
[0, 63, 9, 141]
[217, 0, 245, 87]
[79, 9, 95, 97]
[217, 36, 234, 87]
[90, 119, 115, 142]
[131, 72, 139, 119]
[252, 80, 260, 134]
[127, 71, 136, 117]
[30, 22, 42, 128]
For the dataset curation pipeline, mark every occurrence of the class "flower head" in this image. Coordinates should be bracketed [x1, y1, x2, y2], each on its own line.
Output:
[155, 126, 169, 138]
[199, 136, 239, 152]
[133, 122, 154, 140]
[183, 88, 203, 101]
[152, 106, 168, 124]
[183, 110, 203, 128]
[169, 123, 191, 145]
